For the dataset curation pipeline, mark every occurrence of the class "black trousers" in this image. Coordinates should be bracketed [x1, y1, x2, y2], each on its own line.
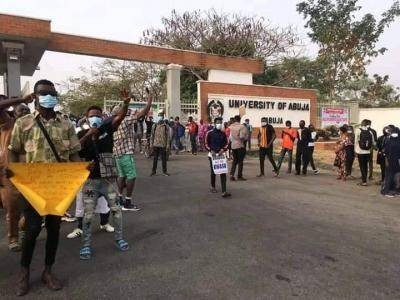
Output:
[152, 147, 167, 173]
[277, 148, 293, 173]
[231, 148, 246, 178]
[190, 134, 197, 154]
[368, 151, 374, 179]
[209, 158, 227, 192]
[358, 153, 370, 183]
[345, 145, 355, 176]
[21, 203, 61, 268]
[379, 161, 386, 182]
[308, 146, 316, 171]
[381, 167, 396, 194]
[259, 147, 278, 174]
[295, 144, 309, 175]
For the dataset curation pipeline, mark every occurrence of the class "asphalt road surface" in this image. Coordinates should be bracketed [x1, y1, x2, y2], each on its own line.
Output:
[0, 153, 399, 299]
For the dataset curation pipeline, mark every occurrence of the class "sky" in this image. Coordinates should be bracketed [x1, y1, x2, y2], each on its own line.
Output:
[1, 0, 400, 94]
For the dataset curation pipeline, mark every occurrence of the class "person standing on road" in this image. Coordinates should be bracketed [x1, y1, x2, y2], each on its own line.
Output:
[355, 119, 374, 186]
[187, 116, 199, 155]
[0, 95, 31, 252]
[257, 117, 278, 177]
[243, 118, 253, 150]
[277, 121, 297, 174]
[78, 90, 132, 260]
[381, 127, 400, 197]
[366, 119, 377, 180]
[229, 115, 248, 181]
[113, 88, 152, 211]
[376, 126, 390, 184]
[174, 117, 185, 154]
[308, 124, 320, 175]
[205, 117, 231, 198]
[8, 79, 82, 296]
[150, 110, 170, 176]
[295, 120, 311, 175]
[345, 125, 356, 179]
[334, 126, 349, 181]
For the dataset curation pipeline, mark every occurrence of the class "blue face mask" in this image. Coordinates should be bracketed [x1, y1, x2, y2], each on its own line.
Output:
[88, 116, 103, 128]
[38, 94, 58, 109]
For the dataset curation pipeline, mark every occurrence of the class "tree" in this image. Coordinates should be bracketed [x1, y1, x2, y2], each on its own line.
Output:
[297, 0, 400, 99]
[60, 59, 165, 116]
[142, 9, 299, 99]
[254, 57, 329, 98]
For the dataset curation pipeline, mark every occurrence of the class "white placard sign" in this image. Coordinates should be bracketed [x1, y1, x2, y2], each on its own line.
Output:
[207, 94, 311, 127]
[321, 107, 349, 127]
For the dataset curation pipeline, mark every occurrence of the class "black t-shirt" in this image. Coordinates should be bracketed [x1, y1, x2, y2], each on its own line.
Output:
[78, 119, 115, 179]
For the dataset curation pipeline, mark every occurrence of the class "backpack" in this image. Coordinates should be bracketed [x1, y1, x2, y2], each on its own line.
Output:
[359, 128, 373, 150]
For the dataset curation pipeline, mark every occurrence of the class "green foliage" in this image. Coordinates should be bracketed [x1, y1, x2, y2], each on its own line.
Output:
[297, 0, 400, 99]
[60, 60, 165, 116]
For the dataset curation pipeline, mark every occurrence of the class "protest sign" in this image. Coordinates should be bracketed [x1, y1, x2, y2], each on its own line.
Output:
[9, 162, 90, 216]
[211, 155, 228, 175]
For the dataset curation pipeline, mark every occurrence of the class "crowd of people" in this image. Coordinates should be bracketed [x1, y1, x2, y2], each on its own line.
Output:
[0, 78, 398, 297]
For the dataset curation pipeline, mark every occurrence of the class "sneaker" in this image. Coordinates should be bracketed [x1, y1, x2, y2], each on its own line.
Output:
[100, 223, 115, 233]
[222, 192, 232, 198]
[384, 193, 395, 198]
[273, 171, 279, 177]
[162, 172, 170, 176]
[210, 187, 218, 193]
[150, 171, 156, 176]
[314, 169, 320, 175]
[256, 174, 265, 177]
[67, 228, 82, 239]
[61, 215, 77, 223]
[122, 203, 141, 211]
[230, 176, 236, 181]
[237, 177, 247, 181]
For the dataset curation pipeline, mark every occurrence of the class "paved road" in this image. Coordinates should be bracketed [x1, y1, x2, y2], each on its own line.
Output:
[0, 153, 399, 299]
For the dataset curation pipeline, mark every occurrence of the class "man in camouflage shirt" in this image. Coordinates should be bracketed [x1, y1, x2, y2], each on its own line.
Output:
[8, 79, 81, 296]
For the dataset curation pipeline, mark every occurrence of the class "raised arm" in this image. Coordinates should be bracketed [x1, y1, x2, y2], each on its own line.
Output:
[136, 88, 153, 120]
[111, 89, 131, 130]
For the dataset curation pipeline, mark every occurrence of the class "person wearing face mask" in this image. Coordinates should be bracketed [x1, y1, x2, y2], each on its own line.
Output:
[7, 79, 82, 296]
[381, 127, 400, 197]
[344, 125, 356, 179]
[205, 117, 231, 197]
[277, 120, 297, 174]
[355, 119, 374, 186]
[376, 126, 391, 184]
[150, 110, 170, 176]
[257, 117, 278, 177]
[0, 95, 32, 253]
[78, 89, 132, 261]
[295, 120, 311, 176]
[365, 120, 377, 180]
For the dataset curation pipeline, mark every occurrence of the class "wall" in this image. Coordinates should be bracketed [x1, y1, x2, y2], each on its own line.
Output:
[359, 108, 400, 132]
[198, 81, 318, 129]
[208, 70, 252, 85]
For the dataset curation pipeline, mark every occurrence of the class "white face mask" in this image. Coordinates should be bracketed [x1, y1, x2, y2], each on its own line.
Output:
[366, 125, 371, 129]
[215, 124, 222, 130]
[261, 122, 267, 127]
[391, 133, 398, 138]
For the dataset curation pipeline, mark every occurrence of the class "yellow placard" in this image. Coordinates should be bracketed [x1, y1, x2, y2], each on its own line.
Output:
[9, 162, 90, 216]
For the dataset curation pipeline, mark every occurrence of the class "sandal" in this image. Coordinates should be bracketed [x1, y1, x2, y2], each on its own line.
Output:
[79, 246, 91, 260]
[116, 239, 129, 251]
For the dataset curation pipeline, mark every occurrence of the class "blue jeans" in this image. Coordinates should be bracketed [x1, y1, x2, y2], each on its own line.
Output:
[82, 179, 123, 247]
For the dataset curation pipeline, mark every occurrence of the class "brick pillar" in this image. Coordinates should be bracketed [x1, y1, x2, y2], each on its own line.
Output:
[166, 64, 182, 118]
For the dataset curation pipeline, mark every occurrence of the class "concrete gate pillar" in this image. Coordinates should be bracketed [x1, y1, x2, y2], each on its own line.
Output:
[2, 42, 24, 98]
[166, 64, 182, 118]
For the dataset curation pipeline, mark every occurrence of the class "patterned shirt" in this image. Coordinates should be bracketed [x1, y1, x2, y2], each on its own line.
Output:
[229, 122, 248, 150]
[113, 110, 136, 157]
[8, 111, 81, 162]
